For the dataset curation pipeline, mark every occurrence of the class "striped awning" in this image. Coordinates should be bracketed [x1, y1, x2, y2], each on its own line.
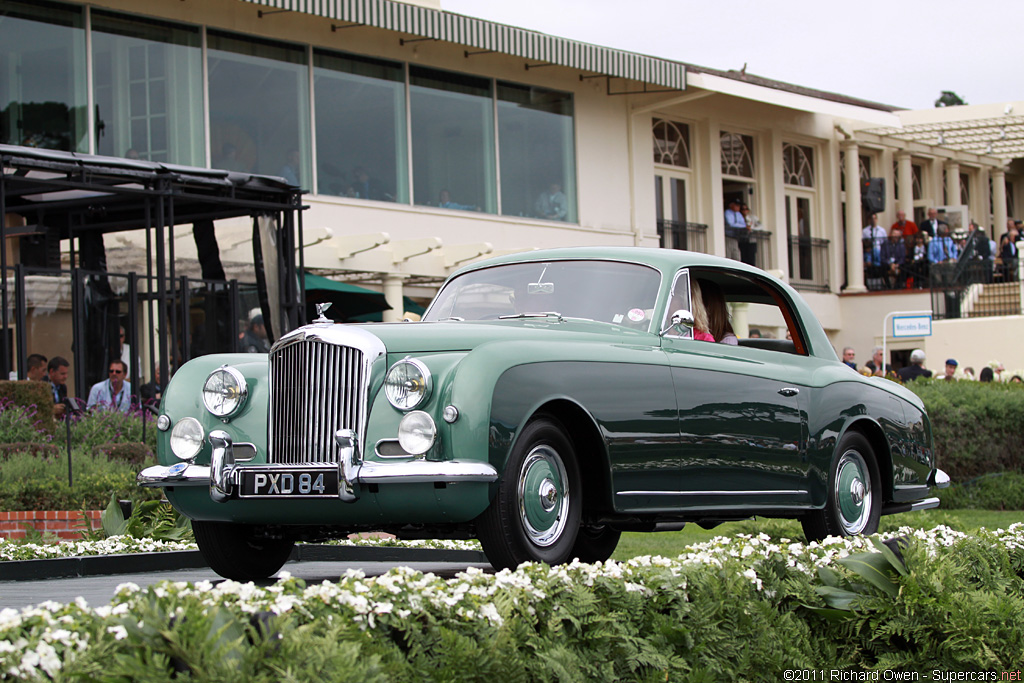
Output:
[240, 0, 686, 90]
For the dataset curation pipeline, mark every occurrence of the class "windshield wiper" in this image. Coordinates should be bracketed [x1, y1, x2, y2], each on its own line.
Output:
[498, 311, 564, 321]
[442, 316, 464, 321]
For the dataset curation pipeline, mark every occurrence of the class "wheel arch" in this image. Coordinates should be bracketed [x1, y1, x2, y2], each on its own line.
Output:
[839, 417, 893, 502]
[525, 398, 614, 519]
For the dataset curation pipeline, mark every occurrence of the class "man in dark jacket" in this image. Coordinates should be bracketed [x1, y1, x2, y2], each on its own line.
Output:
[897, 349, 932, 382]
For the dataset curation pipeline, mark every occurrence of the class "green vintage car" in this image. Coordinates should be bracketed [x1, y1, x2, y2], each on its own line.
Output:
[139, 247, 948, 580]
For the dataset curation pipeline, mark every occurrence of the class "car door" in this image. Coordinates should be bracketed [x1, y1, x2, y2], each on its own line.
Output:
[659, 269, 809, 510]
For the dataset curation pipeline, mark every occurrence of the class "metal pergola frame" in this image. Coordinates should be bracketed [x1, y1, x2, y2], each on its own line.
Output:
[0, 144, 306, 396]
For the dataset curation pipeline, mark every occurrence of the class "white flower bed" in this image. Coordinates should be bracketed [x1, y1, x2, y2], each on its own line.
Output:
[0, 536, 481, 562]
[1, 524, 1021, 680]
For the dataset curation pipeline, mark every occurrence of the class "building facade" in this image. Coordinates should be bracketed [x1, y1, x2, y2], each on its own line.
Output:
[3, 0, 1023, 385]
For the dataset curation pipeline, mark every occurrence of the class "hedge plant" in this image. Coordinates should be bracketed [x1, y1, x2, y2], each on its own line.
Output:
[903, 378, 1024, 480]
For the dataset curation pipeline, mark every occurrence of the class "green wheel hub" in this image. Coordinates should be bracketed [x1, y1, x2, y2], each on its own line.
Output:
[517, 445, 569, 547]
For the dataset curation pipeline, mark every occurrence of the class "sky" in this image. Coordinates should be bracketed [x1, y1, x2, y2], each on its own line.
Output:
[442, 0, 1021, 111]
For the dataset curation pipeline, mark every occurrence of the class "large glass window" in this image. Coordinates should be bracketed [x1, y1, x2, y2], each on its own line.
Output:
[92, 11, 203, 165]
[497, 83, 576, 221]
[313, 50, 406, 202]
[207, 31, 310, 184]
[0, 0, 86, 151]
[410, 66, 495, 213]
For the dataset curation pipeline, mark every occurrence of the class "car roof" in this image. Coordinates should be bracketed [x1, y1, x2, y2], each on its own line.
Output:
[452, 246, 837, 362]
[459, 246, 762, 277]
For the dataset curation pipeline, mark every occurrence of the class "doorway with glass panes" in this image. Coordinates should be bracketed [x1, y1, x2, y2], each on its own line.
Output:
[655, 172, 703, 251]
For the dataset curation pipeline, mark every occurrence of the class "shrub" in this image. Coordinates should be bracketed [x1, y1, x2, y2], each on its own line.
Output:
[0, 396, 55, 445]
[93, 442, 154, 466]
[0, 442, 59, 460]
[68, 407, 158, 453]
[0, 449, 161, 511]
[937, 472, 1024, 510]
[0, 380, 56, 433]
[905, 378, 1024, 480]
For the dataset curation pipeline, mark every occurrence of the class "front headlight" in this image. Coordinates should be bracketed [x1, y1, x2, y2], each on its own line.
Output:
[398, 411, 436, 455]
[203, 366, 248, 418]
[384, 358, 432, 410]
[169, 417, 205, 461]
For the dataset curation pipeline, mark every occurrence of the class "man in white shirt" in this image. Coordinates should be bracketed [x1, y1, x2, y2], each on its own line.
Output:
[724, 199, 748, 261]
[87, 359, 133, 413]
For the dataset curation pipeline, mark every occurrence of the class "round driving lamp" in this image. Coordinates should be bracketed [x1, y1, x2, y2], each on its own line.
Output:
[398, 411, 436, 455]
[384, 359, 432, 410]
[202, 366, 248, 418]
[169, 417, 205, 461]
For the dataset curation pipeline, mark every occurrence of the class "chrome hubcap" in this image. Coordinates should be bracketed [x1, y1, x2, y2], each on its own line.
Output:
[517, 445, 569, 547]
[539, 479, 558, 512]
[835, 450, 873, 535]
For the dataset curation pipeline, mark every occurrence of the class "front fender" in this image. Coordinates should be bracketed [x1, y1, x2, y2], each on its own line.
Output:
[157, 354, 271, 467]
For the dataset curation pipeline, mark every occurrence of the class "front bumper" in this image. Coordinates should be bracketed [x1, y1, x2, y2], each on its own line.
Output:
[138, 429, 498, 503]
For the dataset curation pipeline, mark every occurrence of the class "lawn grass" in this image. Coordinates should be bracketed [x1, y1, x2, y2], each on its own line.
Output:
[611, 508, 1024, 561]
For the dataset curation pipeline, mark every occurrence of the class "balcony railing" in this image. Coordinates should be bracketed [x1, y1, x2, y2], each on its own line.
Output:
[746, 230, 773, 272]
[787, 236, 830, 292]
[931, 259, 1022, 320]
[657, 220, 708, 253]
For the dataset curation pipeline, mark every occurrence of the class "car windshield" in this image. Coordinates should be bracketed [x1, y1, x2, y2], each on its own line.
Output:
[424, 260, 662, 330]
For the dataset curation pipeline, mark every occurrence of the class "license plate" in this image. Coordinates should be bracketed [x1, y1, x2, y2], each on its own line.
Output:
[238, 468, 339, 498]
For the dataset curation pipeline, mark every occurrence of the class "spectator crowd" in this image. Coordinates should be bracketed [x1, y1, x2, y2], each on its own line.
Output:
[839, 345, 1022, 384]
[862, 209, 1023, 290]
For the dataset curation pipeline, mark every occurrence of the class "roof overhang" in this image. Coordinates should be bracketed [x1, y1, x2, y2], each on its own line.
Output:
[685, 72, 902, 127]
[239, 0, 686, 90]
[859, 114, 1024, 164]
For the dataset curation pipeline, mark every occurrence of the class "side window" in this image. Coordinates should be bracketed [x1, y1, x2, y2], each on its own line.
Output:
[663, 270, 692, 339]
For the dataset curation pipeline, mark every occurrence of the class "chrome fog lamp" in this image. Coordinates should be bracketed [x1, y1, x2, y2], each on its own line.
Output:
[397, 410, 436, 455]
[156, 414, 172, 431]
[169, 417, 205, 461]
[384, 358, 432, 410]
[203, 366, 248, 418]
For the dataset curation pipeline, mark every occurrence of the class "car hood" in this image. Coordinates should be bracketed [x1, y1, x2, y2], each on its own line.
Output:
[341, 318, 657, 354]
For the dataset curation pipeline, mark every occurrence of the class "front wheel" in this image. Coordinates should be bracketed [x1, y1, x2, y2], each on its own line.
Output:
[801, 431, 881, 542]
[476, 416, 582, 570]
[193, 521, 295, 581]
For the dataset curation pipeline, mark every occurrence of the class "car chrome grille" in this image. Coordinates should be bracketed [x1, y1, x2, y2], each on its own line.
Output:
[269, 338, 365, 464]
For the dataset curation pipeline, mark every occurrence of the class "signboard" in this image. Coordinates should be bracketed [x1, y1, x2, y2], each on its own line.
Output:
[892, 315, 932, 338]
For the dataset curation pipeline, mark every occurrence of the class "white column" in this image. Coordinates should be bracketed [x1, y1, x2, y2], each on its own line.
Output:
[897, 152, 914, 218]
[382, 275, 405, 323]
[767, 129, 788, 275]
[993, 168, 1008, 232]
[945, 161, 961, 208]
[730, 302, 749, 338]
[844, 142, 866, 292]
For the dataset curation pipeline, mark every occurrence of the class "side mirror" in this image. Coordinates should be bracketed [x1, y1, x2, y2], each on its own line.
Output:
[659, 309, 695, 336]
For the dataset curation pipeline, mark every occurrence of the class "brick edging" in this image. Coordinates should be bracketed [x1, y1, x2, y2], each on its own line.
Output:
[0, 511, 102, 541]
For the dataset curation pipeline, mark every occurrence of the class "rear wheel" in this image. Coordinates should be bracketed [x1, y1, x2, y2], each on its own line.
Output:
[477, 416, 581, 570]
[571, 525, 621, 564]
[802, 431, 881, 542]
[193, 521, 295, 581]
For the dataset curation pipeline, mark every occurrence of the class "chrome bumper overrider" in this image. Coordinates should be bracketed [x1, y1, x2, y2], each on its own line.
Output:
[927, 468, 950, 489]
[138, 429, 498, 503]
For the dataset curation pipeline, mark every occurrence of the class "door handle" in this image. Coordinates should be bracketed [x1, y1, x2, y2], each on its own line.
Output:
[778, 387, 799, 397]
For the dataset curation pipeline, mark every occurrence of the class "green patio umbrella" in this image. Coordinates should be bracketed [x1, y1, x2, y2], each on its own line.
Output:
[302, 272, 391, 321]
